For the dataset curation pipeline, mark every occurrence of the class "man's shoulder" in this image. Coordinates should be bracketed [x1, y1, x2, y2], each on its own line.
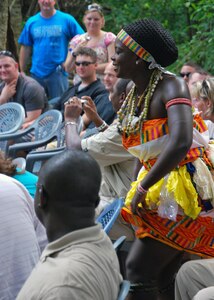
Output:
[55, 10, 76, 21]
[19, 74, 44, 90]
[26, 12, 41, 24]
[88, 79, 108, 95]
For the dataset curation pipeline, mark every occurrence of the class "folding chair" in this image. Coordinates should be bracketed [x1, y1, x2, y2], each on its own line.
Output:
[3, 109, 62, 158]
[96, 198, 124, 234]
[25, 116, 83, 173]
[0, 103, 25, 153]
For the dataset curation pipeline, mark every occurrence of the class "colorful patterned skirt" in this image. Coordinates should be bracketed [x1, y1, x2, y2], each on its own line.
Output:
[121, 117, 214, 257]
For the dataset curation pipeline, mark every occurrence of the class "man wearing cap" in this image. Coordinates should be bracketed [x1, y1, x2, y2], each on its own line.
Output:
[0, 50, 48, 128]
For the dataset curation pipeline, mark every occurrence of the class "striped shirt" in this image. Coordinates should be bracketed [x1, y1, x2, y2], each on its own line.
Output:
[0, 174, 47, 299]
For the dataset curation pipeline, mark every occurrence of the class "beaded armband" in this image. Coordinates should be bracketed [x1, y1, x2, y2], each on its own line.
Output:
[165, 98, 192, 110]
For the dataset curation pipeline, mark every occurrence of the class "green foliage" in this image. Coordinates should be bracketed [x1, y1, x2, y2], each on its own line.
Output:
[179, 0, 214, 74]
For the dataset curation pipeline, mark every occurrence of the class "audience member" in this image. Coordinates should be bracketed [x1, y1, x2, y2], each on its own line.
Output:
[64, 3, 115, 80]
[0, 50, 47, 129]
[0, 151, 38, 197]
[0, 174, 47, 299]
[53, 47, 115, 134]
[191, 78, 214, 121]
[191, 77, 214, 139]
[17, 150, 122, 300]
[103, 61, 118, 92]
[175, 258, 214, 300]
[180, 61, 203, 82]
[18, 0, 84, 99]
[188, 71, 210, 90]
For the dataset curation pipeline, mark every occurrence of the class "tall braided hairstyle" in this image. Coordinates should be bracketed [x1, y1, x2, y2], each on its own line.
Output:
[123, 19, 178, 67]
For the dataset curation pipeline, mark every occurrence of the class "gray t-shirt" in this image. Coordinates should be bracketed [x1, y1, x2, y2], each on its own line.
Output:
[0, 74, 48, 115]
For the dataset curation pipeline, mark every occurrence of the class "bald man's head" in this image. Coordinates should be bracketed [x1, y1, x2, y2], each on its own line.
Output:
[35, 150, 101, 229]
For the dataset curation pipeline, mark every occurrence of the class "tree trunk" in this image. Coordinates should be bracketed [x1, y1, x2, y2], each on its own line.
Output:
[0, 0, 9, 50]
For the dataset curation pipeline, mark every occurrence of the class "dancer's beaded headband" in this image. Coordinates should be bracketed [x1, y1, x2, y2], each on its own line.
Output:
[117, 29, 155, 63]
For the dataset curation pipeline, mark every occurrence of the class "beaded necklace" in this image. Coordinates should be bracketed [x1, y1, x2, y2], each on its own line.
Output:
[117, 69, 162, 135]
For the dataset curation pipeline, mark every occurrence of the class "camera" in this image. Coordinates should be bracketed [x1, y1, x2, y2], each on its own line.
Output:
[80, 99, 87, 105]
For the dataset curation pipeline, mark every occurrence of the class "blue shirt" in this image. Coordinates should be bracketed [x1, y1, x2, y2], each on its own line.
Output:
[18, 10, 84, 78]
[13, 171, 38, 198]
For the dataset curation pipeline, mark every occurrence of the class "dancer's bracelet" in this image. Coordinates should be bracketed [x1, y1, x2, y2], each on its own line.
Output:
[137, 183, 148, 195]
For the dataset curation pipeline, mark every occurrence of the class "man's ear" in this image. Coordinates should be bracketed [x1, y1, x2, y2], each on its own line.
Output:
[37, 185, 48, 209]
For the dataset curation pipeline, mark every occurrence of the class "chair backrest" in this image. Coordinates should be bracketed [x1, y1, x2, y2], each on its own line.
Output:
[118, 280, 130, 300]
[26, 148, 65, 174]
[96, 198, 124, 234]
[0, 102, 25, 134]
[33, 110, 62, 141]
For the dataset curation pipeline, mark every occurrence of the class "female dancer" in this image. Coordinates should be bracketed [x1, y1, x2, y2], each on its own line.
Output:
[112, 19, 214, 300]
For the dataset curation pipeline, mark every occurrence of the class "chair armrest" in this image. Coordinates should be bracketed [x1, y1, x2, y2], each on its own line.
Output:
[0, 127, 33, 141]
[8, 133, 58, 158]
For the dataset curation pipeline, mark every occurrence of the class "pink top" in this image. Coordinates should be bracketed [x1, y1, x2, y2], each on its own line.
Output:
[69, 32, 116, 64]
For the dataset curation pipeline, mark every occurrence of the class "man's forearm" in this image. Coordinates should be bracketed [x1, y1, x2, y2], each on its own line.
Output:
[19, 46, 31, 73]
[65, 120, 82, 150]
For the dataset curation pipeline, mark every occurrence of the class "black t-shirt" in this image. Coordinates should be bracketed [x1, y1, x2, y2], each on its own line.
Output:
[59, 79, 107, 112]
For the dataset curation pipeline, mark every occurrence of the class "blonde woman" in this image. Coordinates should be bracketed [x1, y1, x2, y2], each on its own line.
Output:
[64, 3, 115, 79]
[192, 78, 214, 121]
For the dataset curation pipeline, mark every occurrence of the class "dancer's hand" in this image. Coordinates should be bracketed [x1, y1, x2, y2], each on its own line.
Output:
[131, 191, 147, 215]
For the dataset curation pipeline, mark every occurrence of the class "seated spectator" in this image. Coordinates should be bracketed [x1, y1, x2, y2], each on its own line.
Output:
[175, 258, 214, 300]
[188, 70, 210, 96]
[180, 61, 203, 83]
[64, 79, 135, 243]
[0, 174, 47, 299]
[188, 71, 210, 89]
[103, 61, 118, 92]
[0, 151, 38, 197]
[0, 50, 48, 129]
[51, 47, 115, 134]
[191, 77, 214, 139]
[17, 150, 122, 300]
[191, 78, 214, 121]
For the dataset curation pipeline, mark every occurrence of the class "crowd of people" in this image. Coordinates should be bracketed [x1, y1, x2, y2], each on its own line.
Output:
[0, 1, 214, 299]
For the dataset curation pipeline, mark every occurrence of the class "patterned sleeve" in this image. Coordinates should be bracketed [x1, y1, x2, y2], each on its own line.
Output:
[104, 32, 116, 47]
[69, 34, 84, 52]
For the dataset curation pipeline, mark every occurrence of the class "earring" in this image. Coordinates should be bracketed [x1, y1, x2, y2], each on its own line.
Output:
[136, 60, 139, 65]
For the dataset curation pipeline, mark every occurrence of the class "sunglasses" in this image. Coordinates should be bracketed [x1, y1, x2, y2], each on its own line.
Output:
[0, 50, 16, 60]
[75, 61, 95, 67]
[180, 72, 191, 78]
[87, 4, 102, 11]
